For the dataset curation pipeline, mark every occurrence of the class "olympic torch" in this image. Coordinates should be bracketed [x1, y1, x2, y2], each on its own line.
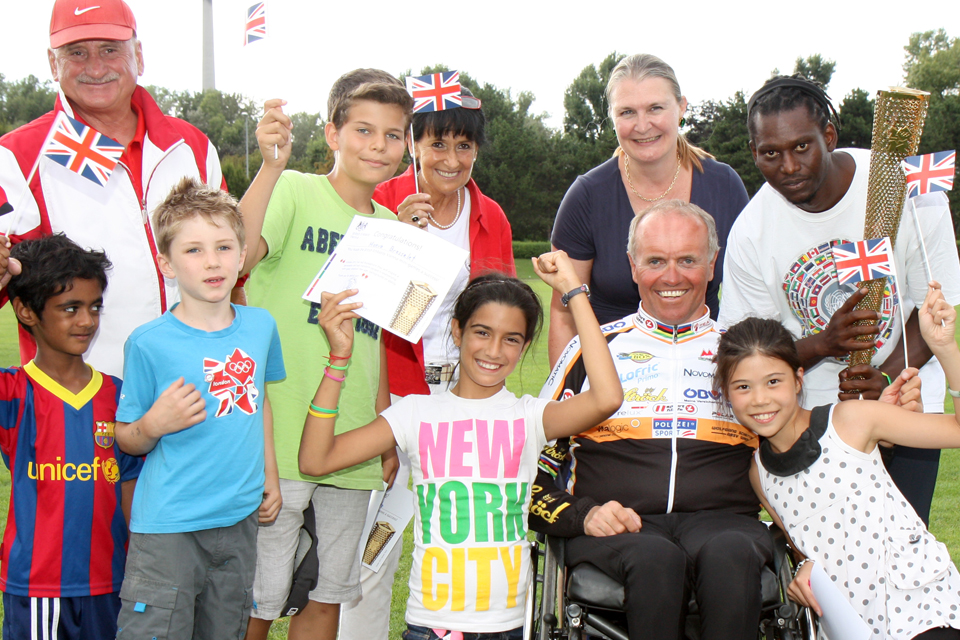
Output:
[848, 87, 930, 369]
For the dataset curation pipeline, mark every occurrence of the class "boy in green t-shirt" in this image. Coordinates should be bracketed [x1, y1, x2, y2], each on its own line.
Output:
[239, 69, 412, 640]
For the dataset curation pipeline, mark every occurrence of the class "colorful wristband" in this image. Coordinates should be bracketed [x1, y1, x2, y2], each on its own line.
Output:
[881, 372, 893, 386]
[307, 408, 337, 419]
[324, 369, 346, 383]
[328, 353, 351, 361]
[309, 403, 338, 414]
[327, 364, 349, 371]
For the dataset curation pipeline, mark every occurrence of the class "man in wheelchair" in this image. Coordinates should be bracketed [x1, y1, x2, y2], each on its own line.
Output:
[530, 201, 775, 640]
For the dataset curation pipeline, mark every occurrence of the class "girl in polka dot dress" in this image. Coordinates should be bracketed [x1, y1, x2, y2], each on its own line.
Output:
[715, 283, 960, 640]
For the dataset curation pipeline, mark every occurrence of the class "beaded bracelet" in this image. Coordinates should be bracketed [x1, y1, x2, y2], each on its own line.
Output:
[308, 408, 337, 419]
[327, 364, 349, 371]
[309, 403, 338, 414]
[324, 369, 346, 383]
[328, 353, 351, 361]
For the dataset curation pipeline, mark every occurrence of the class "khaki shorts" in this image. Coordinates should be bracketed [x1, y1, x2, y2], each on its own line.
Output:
[251, 479, 371, 620]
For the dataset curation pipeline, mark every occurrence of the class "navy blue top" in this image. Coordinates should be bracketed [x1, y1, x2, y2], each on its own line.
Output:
[551, 156, 749, 323]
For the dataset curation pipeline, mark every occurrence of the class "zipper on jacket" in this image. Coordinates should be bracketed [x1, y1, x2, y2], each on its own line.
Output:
[666, 324, 680, 514]
[119, 140, 181, 314]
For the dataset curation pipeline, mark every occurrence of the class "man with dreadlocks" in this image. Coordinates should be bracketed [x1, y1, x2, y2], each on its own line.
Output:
[718, 75, 960, 523]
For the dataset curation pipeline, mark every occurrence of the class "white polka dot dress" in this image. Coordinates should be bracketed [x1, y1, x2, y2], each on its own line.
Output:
[756, 405, 960, 639]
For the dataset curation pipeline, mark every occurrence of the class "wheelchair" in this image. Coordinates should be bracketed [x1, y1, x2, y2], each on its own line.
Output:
[526, 524, 816, 640]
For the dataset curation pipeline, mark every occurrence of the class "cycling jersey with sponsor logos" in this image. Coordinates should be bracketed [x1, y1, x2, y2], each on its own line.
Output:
[531, 306, 759, 536]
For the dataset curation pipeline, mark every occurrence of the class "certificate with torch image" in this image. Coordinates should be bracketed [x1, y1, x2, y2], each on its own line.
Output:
[302, 217, 469, 343]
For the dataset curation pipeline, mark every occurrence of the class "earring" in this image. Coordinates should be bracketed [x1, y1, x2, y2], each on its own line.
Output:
[679, 117, 686, 128]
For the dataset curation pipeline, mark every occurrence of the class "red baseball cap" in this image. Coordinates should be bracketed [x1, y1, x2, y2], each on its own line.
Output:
[49, 0, 137, 49]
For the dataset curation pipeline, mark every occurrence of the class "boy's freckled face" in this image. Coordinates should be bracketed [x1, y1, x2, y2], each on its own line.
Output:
[158, 216, 246, 307]
[326, 100, 408, 187]
[31, 278, 104, 357]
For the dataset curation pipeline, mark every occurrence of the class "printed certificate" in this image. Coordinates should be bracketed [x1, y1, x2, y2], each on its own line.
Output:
[303, 217, 469, 342]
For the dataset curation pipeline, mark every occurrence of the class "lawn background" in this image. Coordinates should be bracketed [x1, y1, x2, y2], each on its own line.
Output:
[0, 260, 955, 638]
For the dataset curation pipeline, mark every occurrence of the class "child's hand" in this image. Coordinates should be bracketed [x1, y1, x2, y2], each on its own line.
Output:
[318, 290, 361, 357]
[145, 377, 206, 438]
[0, 235, 21, 289]
[396, 193, 432, 230]
[919, 281, 956, 353]
[878, 367, 923, 413]
[256, 99, 292, 169]
[787, 560, 822, 616]
[532, 250, 582, 295]
[260, 477, 282, 524]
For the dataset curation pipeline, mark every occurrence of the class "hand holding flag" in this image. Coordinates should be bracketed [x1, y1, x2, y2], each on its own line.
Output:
[255, 99, 292, 168]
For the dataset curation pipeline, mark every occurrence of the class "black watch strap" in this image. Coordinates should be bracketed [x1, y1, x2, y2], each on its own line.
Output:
[561, 284, 590, 307]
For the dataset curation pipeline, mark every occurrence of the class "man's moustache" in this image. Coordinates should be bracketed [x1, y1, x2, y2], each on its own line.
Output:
[77, 73, 121, 85]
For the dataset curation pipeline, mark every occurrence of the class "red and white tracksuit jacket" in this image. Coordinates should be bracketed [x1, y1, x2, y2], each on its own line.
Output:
[0, 86, 224, 377]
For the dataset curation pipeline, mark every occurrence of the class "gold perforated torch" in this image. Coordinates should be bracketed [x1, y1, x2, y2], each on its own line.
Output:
[848, 87, 930, 370]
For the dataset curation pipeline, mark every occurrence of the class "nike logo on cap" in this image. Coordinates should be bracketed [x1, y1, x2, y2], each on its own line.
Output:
[74, 6, 100, 15]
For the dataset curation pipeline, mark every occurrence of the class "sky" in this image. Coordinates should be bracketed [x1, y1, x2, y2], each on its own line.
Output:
[5, 0, 959, 129]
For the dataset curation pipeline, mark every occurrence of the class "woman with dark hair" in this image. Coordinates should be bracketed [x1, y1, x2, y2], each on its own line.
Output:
[374, 85, 515, 397]
[548, 53, 748, 365]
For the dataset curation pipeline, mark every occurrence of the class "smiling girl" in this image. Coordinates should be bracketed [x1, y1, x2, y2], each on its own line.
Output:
[715, 283, 960, 640]
[298, 250, 622, 640]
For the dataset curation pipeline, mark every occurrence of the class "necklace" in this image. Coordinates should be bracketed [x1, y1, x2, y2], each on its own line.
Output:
[427, 186, 463, 230]
[624, 151, 682, 203]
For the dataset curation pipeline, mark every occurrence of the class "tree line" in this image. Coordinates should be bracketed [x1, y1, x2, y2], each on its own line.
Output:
[0, 30, 957, 240]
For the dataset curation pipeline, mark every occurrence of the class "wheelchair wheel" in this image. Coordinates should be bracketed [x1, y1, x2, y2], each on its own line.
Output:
[528, 535, 561, 640]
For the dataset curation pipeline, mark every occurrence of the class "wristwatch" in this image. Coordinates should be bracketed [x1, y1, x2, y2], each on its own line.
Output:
[561, 284, 590, 307]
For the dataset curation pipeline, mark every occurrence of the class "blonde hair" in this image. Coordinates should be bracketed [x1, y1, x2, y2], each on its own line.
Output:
[606, 53, 713, 172]
[153, 177, 245, 255]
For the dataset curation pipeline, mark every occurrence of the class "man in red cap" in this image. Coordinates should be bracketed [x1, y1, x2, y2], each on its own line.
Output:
[0, 0, 225, 380]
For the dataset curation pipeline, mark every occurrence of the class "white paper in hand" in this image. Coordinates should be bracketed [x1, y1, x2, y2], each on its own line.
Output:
[809, 562, 871, 640]
[303, 217, 469, 343]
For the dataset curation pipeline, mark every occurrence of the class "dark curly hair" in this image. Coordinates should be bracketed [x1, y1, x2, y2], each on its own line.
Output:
[8, 234, 112, 333]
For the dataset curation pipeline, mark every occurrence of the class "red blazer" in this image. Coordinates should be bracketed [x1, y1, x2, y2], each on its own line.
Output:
[373, 166, 516, 396]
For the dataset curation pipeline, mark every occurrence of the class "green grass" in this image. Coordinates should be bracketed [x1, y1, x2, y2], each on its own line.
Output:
[1, 286, 958, 640]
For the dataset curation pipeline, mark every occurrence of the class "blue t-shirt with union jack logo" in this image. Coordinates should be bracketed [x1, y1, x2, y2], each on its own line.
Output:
[0, 361, 142, 597]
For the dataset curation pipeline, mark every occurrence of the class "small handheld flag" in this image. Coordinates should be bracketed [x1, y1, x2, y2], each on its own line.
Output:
[830, 237, 894, 286]
[405, 71, 462, 113]
[44, 112, 124, 187]
[902, 151, 955, 198]
[245, 2, 266, 45]
[3, 112, 124, 237]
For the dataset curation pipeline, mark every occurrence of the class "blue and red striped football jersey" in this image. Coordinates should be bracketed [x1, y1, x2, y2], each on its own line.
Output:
[0, 362, 142, 597]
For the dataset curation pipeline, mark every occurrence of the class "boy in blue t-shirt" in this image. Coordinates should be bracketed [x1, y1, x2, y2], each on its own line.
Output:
[114, 178, 285, 639]
[0, 234, 142, 640]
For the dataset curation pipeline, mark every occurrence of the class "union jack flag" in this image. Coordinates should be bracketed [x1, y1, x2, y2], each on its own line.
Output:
[405, 71, 462, 113]
[830, 237, 894, 286]
[902, 150, 956, 198]
[244, 2, 266, 45]
[43, 112, 124, 187]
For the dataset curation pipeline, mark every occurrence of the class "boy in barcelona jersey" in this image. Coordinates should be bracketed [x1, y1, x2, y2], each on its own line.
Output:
[0, 234, 142, 640]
